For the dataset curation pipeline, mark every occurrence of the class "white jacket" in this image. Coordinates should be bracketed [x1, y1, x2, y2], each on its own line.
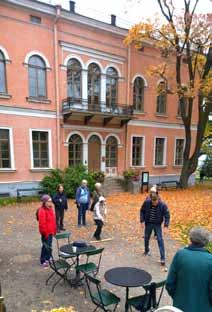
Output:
[93, 201, 107, 221]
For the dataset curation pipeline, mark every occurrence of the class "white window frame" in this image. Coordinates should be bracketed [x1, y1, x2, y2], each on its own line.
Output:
[153, 136, 167, 167]
[0, 127, 15, 171]
[29, 128, 52, 169]
[130, 135, 145, 167]
[174, 137, 185, 166]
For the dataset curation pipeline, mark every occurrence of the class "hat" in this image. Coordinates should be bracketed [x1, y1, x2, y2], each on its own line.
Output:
[150, 186, 157, 193]
[41, 194, 51, 203]
[99, 196, 106, 202]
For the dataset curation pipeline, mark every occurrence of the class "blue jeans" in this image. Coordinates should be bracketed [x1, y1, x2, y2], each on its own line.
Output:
[144, 224, 165, 261]
[40, 234, 53, 264]
[78, 203, 87, 226]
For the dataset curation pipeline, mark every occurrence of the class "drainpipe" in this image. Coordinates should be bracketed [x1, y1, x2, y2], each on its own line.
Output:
[54, 5, 61, 168]
[125, 44, 131, 171]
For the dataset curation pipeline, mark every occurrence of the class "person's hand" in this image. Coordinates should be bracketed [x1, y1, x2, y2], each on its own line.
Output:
[164, 227, 169, 235]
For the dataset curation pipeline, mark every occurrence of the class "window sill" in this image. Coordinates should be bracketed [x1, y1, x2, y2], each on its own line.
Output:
[30, 168, 53, 172]
[26, 97, 51, 104]
[153, 165, 167, 168]
[176, 115, 182, 119]
[155, 113, 168, 118]
[133, 111, 146, 115]
[0, 93, 12, 99]
[0, 168, 16, 172]
[173, 165, 183, 168]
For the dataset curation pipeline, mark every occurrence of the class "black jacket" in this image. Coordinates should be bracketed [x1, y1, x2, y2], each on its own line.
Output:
[140, 199, 170, 226]
[53, 192, 68, 210]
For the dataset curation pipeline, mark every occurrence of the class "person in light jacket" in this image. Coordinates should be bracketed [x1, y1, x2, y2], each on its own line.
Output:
[93, 196, 107, 241]
[75, 179, 90, 227]
[166, 226, 212, 312]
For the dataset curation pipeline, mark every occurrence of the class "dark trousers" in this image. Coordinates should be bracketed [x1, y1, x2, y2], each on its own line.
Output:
[55, 208, 64, 230]
[94, 219, 103, 239]
[144, 223, 165, 261]
[78, 203, 87, 226]
[40, 234, 53, 264]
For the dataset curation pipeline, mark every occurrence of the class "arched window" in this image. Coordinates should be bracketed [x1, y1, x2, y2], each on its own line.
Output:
[0, 51, 7, 93]
[67, 59, 82, 101]
[106, 136, 118, 167]
[133, 77, 145, 111]
[156, 81, 167, 114]
[28, 55, 46, 98]
[106, 67, 118, 108]
[68, 134, 83, 166]
[88, 63, 101, 108]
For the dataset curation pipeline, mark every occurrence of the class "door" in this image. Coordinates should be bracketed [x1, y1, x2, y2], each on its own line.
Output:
[88, 135, 101, 171]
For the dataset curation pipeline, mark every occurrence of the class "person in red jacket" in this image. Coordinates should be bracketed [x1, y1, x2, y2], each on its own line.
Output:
[38, 194, 56, 267]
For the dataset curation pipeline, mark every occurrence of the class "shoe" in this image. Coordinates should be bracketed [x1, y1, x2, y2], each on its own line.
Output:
[41, 262, 49, 268]
[143, 251, 151, 256]
[160, 260, 166, 266]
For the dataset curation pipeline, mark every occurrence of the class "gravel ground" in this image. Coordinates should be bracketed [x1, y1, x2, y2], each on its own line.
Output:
[0, 196, 181, 312]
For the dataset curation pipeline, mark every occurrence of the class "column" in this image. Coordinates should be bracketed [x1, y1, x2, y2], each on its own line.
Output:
[101, 73, 106, 111]
[83, 142, 88, 168]
[101, 143, 106, 172]
[82, 69, 88, 109]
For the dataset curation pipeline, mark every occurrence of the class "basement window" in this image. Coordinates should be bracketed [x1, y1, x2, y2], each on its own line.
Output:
[30, 15, 41, 24]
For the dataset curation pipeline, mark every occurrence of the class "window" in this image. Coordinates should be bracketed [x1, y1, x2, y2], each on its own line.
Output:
[154, 137, 166, 166]
[67, 59, 82, 101]
[106, 67, 118, 108]
[32, 131, 49, 168]
[0, 51, 7, 93]
[133, 77, 145, 111]
[68, 134, 83, 166]
[177, 86, 189, 117]
[88, 63, 101, 108]
[106, 136, 118, 167]
[28, 55, 47, 98]
[0, 129, 10, 168]
[132, 136, 144, 166]
[175, 139, 184, 166]
[30, 15, 41, 24]
[156, 81, 167, 114]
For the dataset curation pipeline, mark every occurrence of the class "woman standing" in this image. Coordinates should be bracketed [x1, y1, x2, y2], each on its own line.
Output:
[53, 184, 68, 233]
[90, 182, 104, 211]
[93, 196, 107, 241]
[37, 195, 56, 267]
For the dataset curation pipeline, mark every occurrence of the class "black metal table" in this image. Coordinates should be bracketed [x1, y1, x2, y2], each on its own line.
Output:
[104, 267, 152, 312]
[60, 243, 96, 287]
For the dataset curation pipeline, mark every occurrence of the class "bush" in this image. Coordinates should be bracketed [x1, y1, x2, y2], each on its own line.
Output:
[123, 168, 140, 181]
[40, 169, 64, 196]
[91, 171, 105, 183]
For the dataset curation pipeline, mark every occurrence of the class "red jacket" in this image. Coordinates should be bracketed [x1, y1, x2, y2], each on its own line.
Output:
[38, 206, 56, 239]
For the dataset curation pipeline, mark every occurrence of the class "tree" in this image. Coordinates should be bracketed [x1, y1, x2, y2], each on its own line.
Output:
[125, 0, 212, 187]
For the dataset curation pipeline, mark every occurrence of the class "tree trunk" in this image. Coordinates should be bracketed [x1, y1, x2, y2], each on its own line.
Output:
[179, 156, 199, 188]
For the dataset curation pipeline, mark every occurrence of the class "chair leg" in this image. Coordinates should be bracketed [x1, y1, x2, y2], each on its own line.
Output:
[52, 276, 63, 292]
[46, 272, 55, 285]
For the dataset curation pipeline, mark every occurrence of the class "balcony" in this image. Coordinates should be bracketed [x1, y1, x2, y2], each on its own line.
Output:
[62, 97, 134, 126]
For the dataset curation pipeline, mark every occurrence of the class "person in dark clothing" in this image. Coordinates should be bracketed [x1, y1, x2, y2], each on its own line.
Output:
[53, 184, 68, 233]
[140, 193, 170, 266]
[75, 179, 90, 227]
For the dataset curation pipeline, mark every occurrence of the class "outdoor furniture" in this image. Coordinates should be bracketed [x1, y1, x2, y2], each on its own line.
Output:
[55, 232, 76, 267]
[155, 307, 183, 312]
[16, 187, 43, 201]
[160, 181, 180, 190]
[76, 247, 104, 277]
[0, 282, 6, 312]
[127, 280, 166, 311]
[85, 273, 120, 312]
[60, 243, 96, 287]
[104, 267, 152, 312]
[44, 243, 72, 292]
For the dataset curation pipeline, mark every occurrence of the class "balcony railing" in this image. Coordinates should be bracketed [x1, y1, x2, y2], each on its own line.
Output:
[62, 97, 134, 116]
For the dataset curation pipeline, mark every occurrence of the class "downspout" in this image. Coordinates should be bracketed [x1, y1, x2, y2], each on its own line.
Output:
[54, 5, 61, 168]
[125, 44, 131, 171]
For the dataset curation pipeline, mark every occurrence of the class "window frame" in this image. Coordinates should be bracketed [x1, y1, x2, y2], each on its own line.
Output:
[105, 136, 118, 168]
[174, 137, 185, 166]
[87, 63, 101, 107]
[106, 67, 118, 108]
[67, 58, 82, 101]
[28, 55, 47, 99]
[156, 81, 167, 115]
[153, 136, 167, 167]
[0, 50, 7, 94]
[0, 127, 15, 171]
[133, 77, 145, 112]
[68, 133, 83, 166]
[131, 135, 145, 167]
[29, 129, 52, 170]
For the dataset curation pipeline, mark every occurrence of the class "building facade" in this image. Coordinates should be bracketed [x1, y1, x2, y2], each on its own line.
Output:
[0, 0, 197, 196]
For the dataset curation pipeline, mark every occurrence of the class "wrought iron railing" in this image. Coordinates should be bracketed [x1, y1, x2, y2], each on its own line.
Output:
[62, 97, 134, 116]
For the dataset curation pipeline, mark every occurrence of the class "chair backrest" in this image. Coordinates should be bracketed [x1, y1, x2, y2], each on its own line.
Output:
[143, 279, 166, 309]
[86, 247, 104, 270]
[155, 306, 183, 312]
[54, 232, 71, 255]
[85, 273, 104, 307]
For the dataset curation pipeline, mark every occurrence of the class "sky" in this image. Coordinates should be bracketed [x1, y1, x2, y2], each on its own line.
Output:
[41, 0, 212, 28]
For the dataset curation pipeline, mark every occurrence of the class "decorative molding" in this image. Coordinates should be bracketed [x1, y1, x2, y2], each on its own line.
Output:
[0, 93, 12, 99]
[63, 54, 85, 68]
[24, 50, 51, 68]
[0, 45, 10, 61]
[128, 119, 197, 131]
[62, 124, 122, 133]
[0, 105, 56, 118]
[131, 74, 148, 87]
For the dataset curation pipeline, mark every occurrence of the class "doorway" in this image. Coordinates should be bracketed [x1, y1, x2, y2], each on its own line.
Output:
[88, 135, 101, 171]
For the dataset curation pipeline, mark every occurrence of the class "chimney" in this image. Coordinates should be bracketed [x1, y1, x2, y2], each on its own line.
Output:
[111, 14, 116, 26]
[69, 1, 75, 13]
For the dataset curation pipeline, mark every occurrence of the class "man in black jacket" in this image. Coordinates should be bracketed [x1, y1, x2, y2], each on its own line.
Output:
[53, 184, 68, 232]
[140, 193, 170, 266]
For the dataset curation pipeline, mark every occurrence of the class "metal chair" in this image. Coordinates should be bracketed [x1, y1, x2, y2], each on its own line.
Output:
[54, 232, 76, 266]
[85, 273, 120, 312]
[0, 282, 6, 312]
[76, 247, 104, 278]
[155, 306, 183, 312]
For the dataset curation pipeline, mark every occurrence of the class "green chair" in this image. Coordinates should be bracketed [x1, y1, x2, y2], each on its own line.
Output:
[76, 248, 104, 277]
[54, 232, 76, 266]
[0, 282, 6, 312]
[85, 273, 120, 312]
[44, 243, 72, 292]
[127, 280, 166, 312]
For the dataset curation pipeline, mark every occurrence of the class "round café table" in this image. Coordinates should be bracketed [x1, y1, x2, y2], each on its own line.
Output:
[60, 243, 96, 287]
[104, 267, 152, 312]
